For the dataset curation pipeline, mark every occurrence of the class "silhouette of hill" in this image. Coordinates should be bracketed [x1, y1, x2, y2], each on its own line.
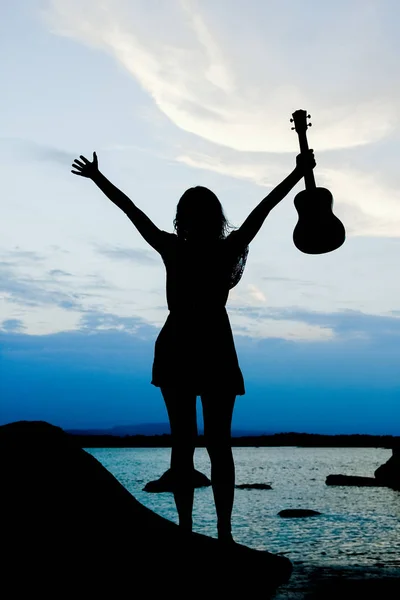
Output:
[67, 423, 172, 436]
[66, 423, 275, 437]
[68, 431, 400, 449]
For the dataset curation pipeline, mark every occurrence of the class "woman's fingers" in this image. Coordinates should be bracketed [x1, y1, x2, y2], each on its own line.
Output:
[71, 152, 96, 176]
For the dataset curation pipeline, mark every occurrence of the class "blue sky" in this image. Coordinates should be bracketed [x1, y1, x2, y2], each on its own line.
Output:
[1, 0, 400, 434]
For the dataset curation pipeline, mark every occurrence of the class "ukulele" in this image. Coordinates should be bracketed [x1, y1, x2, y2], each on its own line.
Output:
[291, 109, 346, 254]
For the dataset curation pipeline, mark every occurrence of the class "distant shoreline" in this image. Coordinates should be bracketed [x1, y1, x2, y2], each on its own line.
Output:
[71, 432, 400, 449]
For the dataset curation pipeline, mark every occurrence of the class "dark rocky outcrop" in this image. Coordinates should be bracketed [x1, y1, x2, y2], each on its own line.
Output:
[326, 475, 387, 487]
[236, 483, 272, 490]
[326, 448, 400, 491]
[278, 509, 322, 518]
[1, 421, 292, 596]
[374, 448, 400, 491]
[143, 468, 211, 492]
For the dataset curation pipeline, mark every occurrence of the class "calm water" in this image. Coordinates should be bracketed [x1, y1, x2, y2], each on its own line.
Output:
[87, 446, 400, 567]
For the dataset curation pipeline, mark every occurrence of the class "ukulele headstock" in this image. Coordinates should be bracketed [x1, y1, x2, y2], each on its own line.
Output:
[290, 110, 312, 133]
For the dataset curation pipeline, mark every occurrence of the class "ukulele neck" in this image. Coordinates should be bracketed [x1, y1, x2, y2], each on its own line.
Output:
[297, 130, 316, 189]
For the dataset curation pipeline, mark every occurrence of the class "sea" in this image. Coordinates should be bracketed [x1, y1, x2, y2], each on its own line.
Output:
[87, 446, 400, 568]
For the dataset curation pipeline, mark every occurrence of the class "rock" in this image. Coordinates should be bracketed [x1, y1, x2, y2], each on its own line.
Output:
[278, 509, 322, 518]
[326, 475, 387, 487]
[236, 483, 272, 490]
[374, 448, 400, 491]
[143, 468, 211, 492]
[1, 421, 293, 596]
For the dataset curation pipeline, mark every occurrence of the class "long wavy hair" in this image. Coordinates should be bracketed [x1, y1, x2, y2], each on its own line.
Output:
[173, 186, 249, 288]
[173, 186, 234, 241]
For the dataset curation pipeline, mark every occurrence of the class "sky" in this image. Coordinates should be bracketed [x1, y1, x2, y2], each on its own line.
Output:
[1, 0, 400, 434]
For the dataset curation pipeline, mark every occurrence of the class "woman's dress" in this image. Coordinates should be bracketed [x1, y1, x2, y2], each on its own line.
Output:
[151, 231, 248, 396]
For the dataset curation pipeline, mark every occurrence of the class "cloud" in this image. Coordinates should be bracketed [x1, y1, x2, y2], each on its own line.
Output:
[175, 150, 400, 238]
[3, 306, 400, 361]
[247, 284, 266, 303]
[49, 269, 73, 277]
[44, 0, 400, 153]
[1, 319, 26, 332]
[3, 241, 400, 345]
[0, 138, 73, 165]
[261, 276, 323, 287]
[0, 328, 157, 383]
[42, 0, 400, 239]
[176, 152, 283, 187]
[229, 305, 400, 342]
[0, 261, 87, 310]
[78, 309, 157, 339]
[95, 244, 158, 265]
[319, 167, 400, 237]
[0, 248, 45, 263]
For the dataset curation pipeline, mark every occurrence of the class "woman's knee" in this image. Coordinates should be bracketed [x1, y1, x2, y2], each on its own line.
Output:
[170, 444, 195, 476]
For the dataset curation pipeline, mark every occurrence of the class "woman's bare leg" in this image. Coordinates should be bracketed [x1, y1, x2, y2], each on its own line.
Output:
[160, 386, 198, 531]
[200, 390, 236, 541]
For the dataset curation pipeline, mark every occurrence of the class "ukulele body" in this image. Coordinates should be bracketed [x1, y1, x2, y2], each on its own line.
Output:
[293, 187, 346, 254]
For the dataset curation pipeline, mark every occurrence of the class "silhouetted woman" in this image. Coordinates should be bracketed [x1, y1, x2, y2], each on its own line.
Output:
[71, 149, 315, 542]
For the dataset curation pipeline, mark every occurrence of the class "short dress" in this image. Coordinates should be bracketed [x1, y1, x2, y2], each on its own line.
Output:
[151, 230, 249, 396]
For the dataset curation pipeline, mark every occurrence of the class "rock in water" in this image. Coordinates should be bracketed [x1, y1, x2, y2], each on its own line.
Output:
[143, 468, 211, 492]
[236, 483, 272, 490]
[326, 474, 387, 487]
[278, 509, 321, 518]
[1, 421, 292, 596]
[374, 447, 400, 491]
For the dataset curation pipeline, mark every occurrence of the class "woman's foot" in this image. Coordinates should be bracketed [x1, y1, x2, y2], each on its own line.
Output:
[217, 526, 235, 544]
[179, 518, 193, 533]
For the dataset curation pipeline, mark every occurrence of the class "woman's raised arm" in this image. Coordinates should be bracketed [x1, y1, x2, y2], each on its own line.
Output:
[71, 152, 165, 252]
[226, 150, 316, 250]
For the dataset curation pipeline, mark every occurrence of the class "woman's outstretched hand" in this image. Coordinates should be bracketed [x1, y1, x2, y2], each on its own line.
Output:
[71, 152, 99, 179]
[295, 149, 316, 175]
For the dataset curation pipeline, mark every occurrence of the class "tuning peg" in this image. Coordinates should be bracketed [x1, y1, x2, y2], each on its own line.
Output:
[307, 114, 311, 119]
[290, 118, 294, 122]
[308, 123, 312, 127]
[291, 127, 295, 130]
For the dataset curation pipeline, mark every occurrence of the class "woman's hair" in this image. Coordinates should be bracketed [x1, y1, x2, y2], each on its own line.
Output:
[173, 186, 249, 289]
[173, 186, 233, 240]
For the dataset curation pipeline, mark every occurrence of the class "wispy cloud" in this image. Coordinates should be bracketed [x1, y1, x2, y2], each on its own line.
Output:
[229, 305, 400, 341]
[78, 309, 156, 338]
[48, 269, 73, 277]
[44, 0, 399, 152]
[0, 138, 73, 165]
[0, 265, 83, 309]
[176, 151, 400, 237]
[94, 244, 158, 265]
[175, 152, 283, 188]
[0, 261, 97, 311]
[247, 284, 266, 303]
[319, 167, 400, 237]
[0, 248, 46, 263]
[43, 0, 400, 239]
[261, 276, 324, 287]
[1, 318, 26, 332]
